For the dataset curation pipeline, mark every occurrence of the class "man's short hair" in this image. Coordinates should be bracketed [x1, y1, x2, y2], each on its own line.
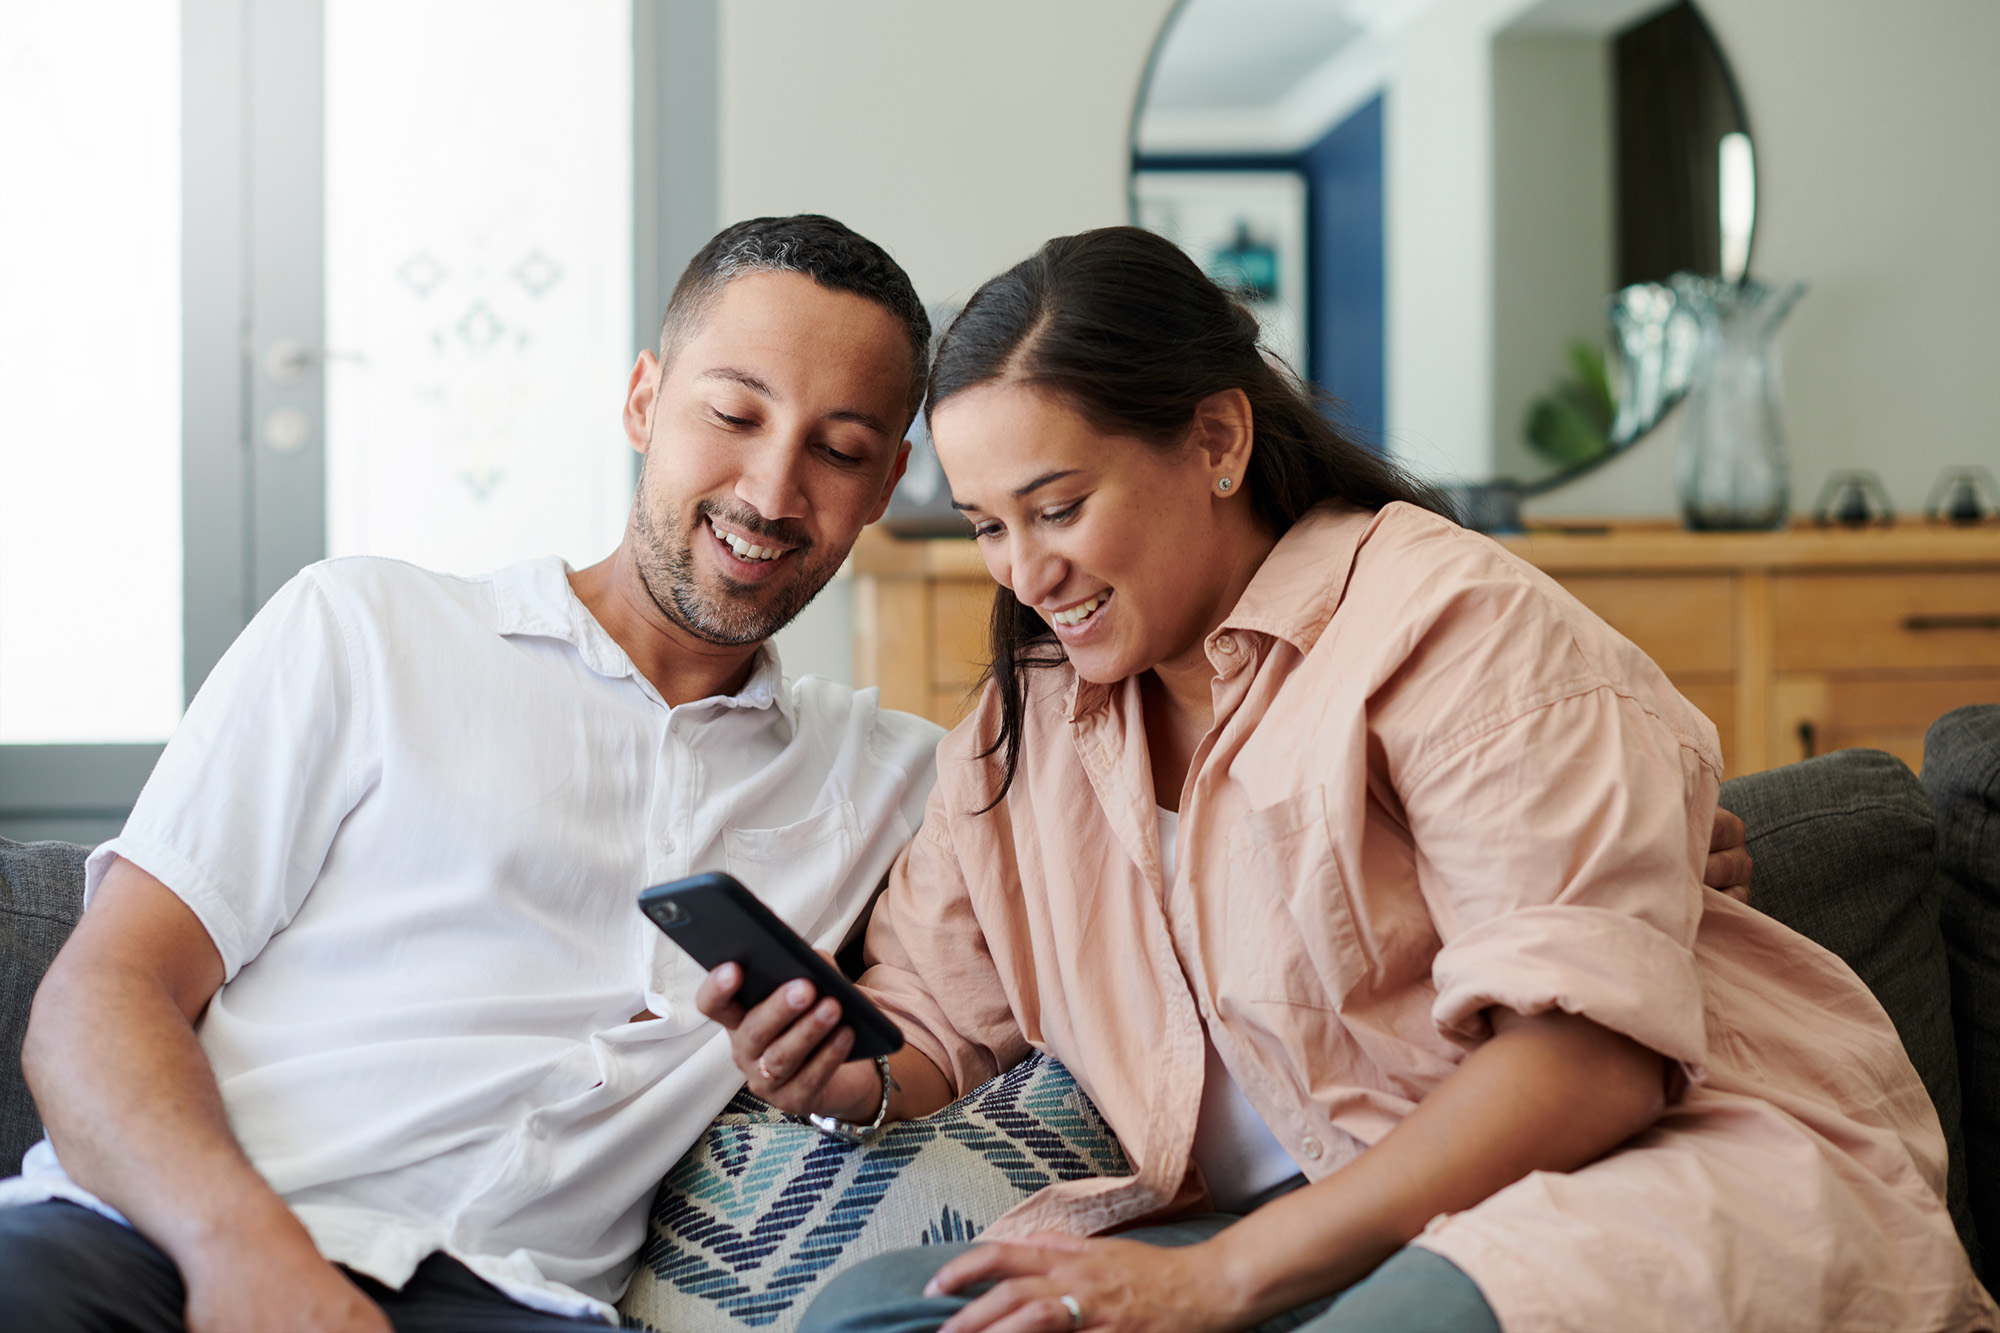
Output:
[660, 215, 931, 421]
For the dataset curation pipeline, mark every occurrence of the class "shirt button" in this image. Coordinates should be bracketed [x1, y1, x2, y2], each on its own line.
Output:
[1214, 634, 1237, 655]
[1300, 1135, 1323, 1160]
[658, 833, 676, 854]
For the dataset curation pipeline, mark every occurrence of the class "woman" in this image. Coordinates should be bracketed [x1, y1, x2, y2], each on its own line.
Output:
[697, 227, 1990, 1332]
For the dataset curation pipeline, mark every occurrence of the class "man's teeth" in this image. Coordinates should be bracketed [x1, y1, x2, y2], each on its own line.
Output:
[716, 525, 784, 562]
[1052, 595, 1105, 627]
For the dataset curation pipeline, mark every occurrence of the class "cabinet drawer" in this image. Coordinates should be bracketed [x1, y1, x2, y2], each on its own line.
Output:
[931, 580, 999, 688]
[1553, 575, 1735, 674]
[1772, 572, 2000, 671]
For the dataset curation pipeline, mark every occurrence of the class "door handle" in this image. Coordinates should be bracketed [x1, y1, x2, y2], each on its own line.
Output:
[1903, 614, 2000, 631]
[262, 339, 365, 384]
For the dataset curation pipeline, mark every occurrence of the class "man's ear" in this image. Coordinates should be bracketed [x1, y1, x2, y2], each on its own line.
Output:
[864, 440, 914, 526]
[625, 350, 662, 454]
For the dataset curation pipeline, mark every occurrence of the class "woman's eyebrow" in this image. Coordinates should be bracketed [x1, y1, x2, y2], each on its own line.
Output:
[950, 469, 1083, 512]
[1012, 469, 1081, 498]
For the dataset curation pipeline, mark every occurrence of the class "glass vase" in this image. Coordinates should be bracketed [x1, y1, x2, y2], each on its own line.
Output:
[1670, 274, 1806, 531]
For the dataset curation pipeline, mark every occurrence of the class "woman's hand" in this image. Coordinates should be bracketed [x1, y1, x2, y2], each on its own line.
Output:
[928, 1234, 1235, 1333]
[694, 962, 882, 1121]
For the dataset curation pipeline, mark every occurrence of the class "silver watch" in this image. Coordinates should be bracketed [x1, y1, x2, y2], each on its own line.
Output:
[806, 1055, 893, 1145]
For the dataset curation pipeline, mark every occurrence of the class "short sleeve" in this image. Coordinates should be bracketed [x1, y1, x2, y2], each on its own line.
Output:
[858, 788, 1030, 1098]
[1401, 684, 1718, 1083]
[84, 567, 368, 979]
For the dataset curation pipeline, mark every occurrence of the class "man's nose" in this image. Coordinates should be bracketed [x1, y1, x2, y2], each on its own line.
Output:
[735, 437, 811, 522]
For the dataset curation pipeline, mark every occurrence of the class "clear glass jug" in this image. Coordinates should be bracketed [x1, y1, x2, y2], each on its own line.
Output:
[1670, 274, 1807, 531]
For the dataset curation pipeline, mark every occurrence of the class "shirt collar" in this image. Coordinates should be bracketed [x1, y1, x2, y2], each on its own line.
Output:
[1213, 501, 1376, 657]
[487, 556, 794, 721]
[1062, 502, 1381, 723]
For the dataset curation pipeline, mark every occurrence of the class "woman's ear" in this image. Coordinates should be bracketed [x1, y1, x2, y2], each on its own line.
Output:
[1193, 388, 1255, 490]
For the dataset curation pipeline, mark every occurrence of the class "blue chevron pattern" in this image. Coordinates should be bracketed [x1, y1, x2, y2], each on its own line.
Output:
[619, 1053, 1128, 1332]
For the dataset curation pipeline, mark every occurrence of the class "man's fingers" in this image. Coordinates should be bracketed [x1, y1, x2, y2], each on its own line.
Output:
[1704, 846, 1754, 896]
[1711, 806, 1747, 852]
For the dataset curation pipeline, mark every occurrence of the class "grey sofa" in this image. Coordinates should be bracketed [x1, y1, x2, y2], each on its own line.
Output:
[4, 708, 1997, 1291]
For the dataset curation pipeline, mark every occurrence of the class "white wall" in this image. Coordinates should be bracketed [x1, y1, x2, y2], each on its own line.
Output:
[1490, 29, 1614, 483]
[1384, 0, 1513, 485]
[1511, 0, 2000, 520]
[719, 0, 1177, 308]
[718, 0, 1177, 681]
[1685, 0, 2000, 520]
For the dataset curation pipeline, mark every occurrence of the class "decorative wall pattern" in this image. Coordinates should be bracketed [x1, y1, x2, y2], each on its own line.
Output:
[326, 0, 633, 576]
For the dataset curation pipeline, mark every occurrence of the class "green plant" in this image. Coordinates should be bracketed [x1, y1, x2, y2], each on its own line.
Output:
[1523, 339, 1616, 469]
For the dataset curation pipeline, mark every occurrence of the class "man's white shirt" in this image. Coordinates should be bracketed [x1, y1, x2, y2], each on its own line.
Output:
[0, 555, 943, 1321]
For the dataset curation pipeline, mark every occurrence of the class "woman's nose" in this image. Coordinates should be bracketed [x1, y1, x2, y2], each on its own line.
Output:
[1007, 535, 1066, 607]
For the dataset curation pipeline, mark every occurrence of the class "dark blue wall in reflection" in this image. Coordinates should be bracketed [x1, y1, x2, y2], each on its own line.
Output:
[1136, 92, 1385, 450]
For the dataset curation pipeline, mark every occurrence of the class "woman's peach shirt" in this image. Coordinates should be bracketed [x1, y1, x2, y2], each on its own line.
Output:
[860, 502, 1992, 1331]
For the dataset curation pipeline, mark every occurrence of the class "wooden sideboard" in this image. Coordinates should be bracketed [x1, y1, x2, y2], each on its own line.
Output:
[851, 523, 2000, 778]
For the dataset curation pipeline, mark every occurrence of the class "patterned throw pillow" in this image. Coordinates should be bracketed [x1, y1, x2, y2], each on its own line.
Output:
[617, 1052, 1128, 1332]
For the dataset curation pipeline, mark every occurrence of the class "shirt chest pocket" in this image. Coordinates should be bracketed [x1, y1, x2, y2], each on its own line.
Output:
[1223, 784, 1373, 1009]
[644, 802, 863, 1025]
[720, 800, 863, 942]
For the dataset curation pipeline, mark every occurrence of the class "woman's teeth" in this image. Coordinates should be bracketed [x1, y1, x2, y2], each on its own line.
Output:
[715, 524, 784, 562]
[1052, 595, 1105, 627]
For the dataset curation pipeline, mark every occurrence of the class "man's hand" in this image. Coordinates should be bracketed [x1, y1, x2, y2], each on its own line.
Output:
[180, 1206, 391, 1333]
[25, 859, 388, 1333]
[1705, 807, 1753, 904]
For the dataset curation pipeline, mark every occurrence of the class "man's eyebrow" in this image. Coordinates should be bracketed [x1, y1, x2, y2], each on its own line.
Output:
[696, 367, 775, 398]
[950, 470, 1082, 511]
[696, 368, 890, 436]
[827, 408, 891, 435]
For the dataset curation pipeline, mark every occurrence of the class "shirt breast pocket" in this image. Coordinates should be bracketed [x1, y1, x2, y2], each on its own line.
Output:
[1224, 784, 1373, 1009]
[720, 800, 863, 943]
[643, 801, 865, 1027]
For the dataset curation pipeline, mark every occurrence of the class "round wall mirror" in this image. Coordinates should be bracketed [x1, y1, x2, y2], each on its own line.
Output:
[1130, 0, 1756, 504]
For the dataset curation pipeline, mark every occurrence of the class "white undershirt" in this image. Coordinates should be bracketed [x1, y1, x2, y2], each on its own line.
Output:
[1157, 807, 1302, 1214]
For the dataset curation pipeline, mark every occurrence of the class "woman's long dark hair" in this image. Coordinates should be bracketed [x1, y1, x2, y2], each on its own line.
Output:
[928, 226, 1451, 811]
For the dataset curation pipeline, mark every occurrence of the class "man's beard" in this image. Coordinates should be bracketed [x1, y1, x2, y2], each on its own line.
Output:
[631, 492, 836, 647]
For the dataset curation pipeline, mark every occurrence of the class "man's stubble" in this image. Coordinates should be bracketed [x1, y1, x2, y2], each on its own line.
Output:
[628, 449, 843, 648]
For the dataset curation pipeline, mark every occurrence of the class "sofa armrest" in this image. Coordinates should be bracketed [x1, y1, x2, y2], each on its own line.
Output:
[1925, 706, 2000, 1284]
[0, 839, 88, 1177]
[1721, 748, 1977, 1276]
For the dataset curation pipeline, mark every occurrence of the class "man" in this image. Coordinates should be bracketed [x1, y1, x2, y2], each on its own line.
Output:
[0, 215, 946, 1331]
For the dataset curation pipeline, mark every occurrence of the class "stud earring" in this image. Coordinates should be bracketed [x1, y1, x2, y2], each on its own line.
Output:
[1216, 477, 1234, 493]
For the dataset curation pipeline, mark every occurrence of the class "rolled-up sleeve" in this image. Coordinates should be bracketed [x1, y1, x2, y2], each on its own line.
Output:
[1401, 683, 1718, 1083]
[859, 790, 1030, 1098]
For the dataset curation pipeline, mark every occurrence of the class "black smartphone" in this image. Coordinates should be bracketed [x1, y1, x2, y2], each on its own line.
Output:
[638, 872, 904, 1060]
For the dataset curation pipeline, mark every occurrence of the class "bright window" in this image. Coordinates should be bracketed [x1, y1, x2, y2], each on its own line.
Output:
[0, 4, 184, 743]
